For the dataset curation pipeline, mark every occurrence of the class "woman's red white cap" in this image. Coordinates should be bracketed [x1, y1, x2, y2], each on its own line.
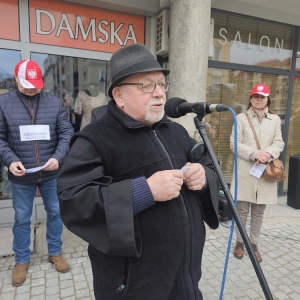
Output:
[250, 84, 270, 97]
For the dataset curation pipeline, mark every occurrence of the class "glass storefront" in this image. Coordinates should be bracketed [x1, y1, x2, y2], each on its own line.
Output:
[0, 49, 21, 199]
[285, 33, 300, 190]
[31, 53, 110, 132]
[1, 6, 300, 198]
[211, 10, 294, 69]
[208, 10, 300, 193]
[205, 69, 289, 183]
[0, 49, 20, 93]
[0, 52, 110, 199]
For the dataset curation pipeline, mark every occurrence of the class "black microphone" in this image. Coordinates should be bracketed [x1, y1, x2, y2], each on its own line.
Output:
[164, 97, 228, 118]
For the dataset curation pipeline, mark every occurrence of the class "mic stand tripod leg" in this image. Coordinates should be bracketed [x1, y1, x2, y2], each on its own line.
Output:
[194, 115, 273, 300]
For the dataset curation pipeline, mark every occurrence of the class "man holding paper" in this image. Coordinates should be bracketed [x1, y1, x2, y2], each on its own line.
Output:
[0, 60, 73, 287]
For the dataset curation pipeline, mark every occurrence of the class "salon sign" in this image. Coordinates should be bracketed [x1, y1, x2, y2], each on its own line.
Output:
[218, 28, 284, 52]
[29, 0, 145, 53]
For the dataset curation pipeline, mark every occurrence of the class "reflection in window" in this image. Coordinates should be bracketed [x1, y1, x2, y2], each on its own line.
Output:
[285, 45, 300, 190]
[0, 48, 20, 94]
[205, 68, 288, 183]
[31, 53, 110, 133]
[0, 49, 21, 200]
[211, 10, 294, 69]
[212, 76, 221, 84]
[213, 47, 221, 61]
[0, 52, 110, 200]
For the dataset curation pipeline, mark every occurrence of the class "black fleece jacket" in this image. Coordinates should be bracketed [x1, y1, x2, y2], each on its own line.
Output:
[57, 101, 219, 300]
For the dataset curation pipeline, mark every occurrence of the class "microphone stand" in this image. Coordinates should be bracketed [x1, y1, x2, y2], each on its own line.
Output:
[194, 113, 273, 300]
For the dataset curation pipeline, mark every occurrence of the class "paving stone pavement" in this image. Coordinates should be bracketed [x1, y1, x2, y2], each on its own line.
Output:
[200, 196, 300, 300]
[0, 196, 299, 299]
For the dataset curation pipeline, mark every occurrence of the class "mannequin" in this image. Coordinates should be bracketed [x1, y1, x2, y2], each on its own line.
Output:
[74, 90, 107, 130]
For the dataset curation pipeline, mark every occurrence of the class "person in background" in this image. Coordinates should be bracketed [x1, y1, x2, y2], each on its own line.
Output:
[0, 60, 74, 287]
[74, 88, 107, 130]
[230, 83, 284, 263]
[57, 43, 220, 300]
[72, 89, 91, 132]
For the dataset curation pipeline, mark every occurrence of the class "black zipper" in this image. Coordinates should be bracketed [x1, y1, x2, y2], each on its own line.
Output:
[152, 129, 196, 300]
[116, 257, 129, 294]
[28, 99, 42, 182]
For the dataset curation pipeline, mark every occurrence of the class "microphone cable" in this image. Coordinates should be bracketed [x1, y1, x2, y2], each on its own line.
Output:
[219, 107, 238, 300]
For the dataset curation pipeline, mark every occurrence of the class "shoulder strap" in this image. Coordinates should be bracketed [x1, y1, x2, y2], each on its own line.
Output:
[245, 113, 261, 149]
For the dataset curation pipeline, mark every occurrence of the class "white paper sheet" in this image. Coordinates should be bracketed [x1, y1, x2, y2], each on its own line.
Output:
[25, 163, 49, 173]
[250, 163, 266, 178]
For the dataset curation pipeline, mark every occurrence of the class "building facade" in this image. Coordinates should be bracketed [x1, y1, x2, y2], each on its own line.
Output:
[0, 0, 300, 226]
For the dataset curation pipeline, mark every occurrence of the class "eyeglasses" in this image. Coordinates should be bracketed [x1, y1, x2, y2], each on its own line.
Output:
[118, 80, 170, 93]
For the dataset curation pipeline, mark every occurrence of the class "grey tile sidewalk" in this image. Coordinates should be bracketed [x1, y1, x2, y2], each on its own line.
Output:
[200, 196, 300, 300]
[0, 225, 94, 300]
[0, 196, 299, 299]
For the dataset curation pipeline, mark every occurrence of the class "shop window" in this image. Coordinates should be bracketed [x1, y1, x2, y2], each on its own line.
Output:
[287, 82, 300, 182]
[31, 53, 110, 133]
[205, 68, 288, 183]
[211, 10, 294, 69]
[0, 49, 21, 200]
[0, 49, 20, 94]
[0, 51, 110, 200]
[213, 47, 221, 61]
[212, 76, 221, 84]
[285, 45, 300, 190]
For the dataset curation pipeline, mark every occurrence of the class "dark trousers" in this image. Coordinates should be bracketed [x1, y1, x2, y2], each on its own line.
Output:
[88, 244, 104, 300]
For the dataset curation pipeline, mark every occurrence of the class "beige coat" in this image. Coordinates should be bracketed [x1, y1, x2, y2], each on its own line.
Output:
[230, 108, 285, 204]
[74, 91, 107, 130]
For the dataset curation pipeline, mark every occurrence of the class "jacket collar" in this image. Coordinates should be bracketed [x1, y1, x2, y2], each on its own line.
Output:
[16, 89, 40, 102]
[246, 107, 272, 120]
[107, 100, 171, 129]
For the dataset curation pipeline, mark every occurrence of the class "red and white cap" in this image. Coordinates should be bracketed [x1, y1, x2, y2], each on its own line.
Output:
[250, 83, 270, 97]
[14, 60, 44, 89]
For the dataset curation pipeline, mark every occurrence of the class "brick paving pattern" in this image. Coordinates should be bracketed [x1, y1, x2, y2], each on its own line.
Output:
[0, 196, 299, 299]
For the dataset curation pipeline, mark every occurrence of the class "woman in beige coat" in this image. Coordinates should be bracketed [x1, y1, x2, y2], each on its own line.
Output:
[230, 83, 284, 263]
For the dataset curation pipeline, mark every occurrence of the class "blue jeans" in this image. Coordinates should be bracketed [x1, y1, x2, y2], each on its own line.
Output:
[11, 178, 63, 264]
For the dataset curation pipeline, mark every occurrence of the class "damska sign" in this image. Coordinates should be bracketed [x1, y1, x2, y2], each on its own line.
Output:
[29, 0, 145, 53]
[0, 0, 19, 41]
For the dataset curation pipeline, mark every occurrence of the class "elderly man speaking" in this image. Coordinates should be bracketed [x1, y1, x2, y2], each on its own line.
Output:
[57, 43, 219, 300]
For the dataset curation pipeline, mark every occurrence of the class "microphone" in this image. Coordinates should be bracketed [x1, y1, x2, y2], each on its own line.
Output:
[164, 97, 228, 118]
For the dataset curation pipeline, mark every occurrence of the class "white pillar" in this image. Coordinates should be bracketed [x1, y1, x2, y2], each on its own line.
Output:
[168, 0, 211, 136]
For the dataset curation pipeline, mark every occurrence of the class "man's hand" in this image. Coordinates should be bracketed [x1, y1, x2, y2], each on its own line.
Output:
[147, 170, 183, 202]
[43, 158, 59, 171]
[9, 161, 26, 176]
[183, 163, 206, 191]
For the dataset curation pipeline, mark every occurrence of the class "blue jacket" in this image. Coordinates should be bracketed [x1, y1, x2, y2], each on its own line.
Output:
[0, 89, 74, 184]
